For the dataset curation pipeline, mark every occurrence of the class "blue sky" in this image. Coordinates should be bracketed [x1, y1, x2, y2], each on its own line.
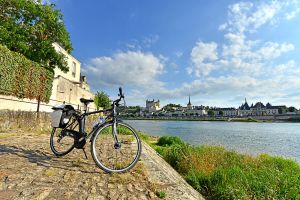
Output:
[50, 0, 300, 108]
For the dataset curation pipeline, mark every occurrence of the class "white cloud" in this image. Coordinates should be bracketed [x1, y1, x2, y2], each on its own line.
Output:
[188, 0, 298, 78]
[284, 0, 300, 20]
[143, 35, 159, 48]
[189, 41, 218, 76]
[181, 0, 300, 107]
[285, 8, 300, 20]
[256, 42, 294, 60]
[175, 51, 183, 58]
[126, 35, 159, 50]
[84, 51, 165, 89]
[222, 1, 282, 34]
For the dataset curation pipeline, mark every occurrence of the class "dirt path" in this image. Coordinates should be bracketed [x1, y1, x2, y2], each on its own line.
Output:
[0, 132, 203, 200]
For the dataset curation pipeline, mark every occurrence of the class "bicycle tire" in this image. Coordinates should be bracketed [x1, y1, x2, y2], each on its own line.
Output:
[91, 122, 142, 173]
[50, 115, 79, 156]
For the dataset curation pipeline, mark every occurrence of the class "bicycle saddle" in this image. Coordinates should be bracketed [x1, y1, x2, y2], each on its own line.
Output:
[80, 98, 94, 104]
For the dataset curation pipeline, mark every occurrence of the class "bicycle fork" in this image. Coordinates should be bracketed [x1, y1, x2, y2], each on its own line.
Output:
[112, 121, 121, 149]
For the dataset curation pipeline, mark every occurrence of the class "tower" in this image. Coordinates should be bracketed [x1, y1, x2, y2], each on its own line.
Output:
[187, 95, 192, 109]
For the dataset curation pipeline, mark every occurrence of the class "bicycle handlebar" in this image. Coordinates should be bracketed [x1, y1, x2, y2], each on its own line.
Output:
[119, 87, 124, 98]
[113, 87, 124, 103]
[114, 87, 124, 105]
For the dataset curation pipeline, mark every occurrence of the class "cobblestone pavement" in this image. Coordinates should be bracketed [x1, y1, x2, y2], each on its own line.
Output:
[0, 132, 203, 200]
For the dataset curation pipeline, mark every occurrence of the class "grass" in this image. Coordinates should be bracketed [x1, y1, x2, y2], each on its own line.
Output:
[156, 191, 166, 199]
[150, 136, 300, 200]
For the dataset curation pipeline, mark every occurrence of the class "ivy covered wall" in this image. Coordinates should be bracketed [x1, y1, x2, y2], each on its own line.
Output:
[0, 44, 53, 102]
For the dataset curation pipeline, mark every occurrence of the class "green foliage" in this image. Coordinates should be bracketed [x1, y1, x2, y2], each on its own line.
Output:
[278, 106, 288, 114]
[153, 136, 300, 199]
[156, 136, 185, 147]
[163, 103, 181, 112]
[0, 44, 53, 102]
[123, 106, 141, 113]
[208, 110, 215, 117]
[156, 191, 166, 199]
[137, 131, 150, 142]
[94, 91, 110, 110]
[219, 110, 224, 116]
[0, 0, 72, 71]
[288, 106, 296, 112]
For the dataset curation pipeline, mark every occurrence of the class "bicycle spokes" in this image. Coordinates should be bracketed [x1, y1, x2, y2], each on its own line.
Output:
[92, 123, 141, 172]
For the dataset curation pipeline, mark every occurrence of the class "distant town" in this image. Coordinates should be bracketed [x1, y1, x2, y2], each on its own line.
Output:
[121, 97, 300, 120]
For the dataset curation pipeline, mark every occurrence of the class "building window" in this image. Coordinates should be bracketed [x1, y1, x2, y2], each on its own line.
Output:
[72, 62, 76, 77]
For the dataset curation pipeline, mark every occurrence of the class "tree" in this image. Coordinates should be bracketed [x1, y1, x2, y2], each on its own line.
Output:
[219, 110, 224, 116]
[94, 91, 110, 110]
[288, 106, 296, 112]
[278, 107, 283, 114]
[278, 107, 287, 114]
[0, 0, 72, 72]
[208, 110, 215, 117]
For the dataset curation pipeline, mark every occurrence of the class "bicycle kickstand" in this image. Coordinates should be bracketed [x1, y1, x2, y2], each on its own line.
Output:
[82, 148, 88, 159]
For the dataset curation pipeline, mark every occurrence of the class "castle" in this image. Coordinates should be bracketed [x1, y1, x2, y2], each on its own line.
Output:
[146, 99, 161, 112]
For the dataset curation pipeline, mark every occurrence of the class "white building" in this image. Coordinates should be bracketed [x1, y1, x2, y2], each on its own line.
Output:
[146, 99, 161, 113]
[185, 96, 207, 116]
[51, 43, 95, 111]
[238, 99, 286, 116]
[210, 107, 237, 117]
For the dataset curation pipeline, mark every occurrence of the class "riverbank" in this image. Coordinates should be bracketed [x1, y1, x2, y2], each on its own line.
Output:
[141, 134, 300, 199]
[123, 116, 300, 123]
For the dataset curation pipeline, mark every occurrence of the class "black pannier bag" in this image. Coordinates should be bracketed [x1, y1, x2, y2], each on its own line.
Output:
[51, 104, 75, 128]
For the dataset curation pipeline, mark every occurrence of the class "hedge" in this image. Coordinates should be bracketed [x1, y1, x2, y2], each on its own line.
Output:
[0, 44, 53, 102]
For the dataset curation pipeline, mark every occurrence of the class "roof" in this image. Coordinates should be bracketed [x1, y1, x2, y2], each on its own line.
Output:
[240, 102, 250, 110]
[252, 102, 265, 109]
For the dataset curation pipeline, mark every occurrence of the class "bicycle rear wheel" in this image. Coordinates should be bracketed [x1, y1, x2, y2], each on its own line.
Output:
[50, 115, 79, 156]
[91, 122, 142, 173]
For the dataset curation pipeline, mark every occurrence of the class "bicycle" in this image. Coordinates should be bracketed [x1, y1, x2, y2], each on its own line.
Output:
[49, 88, 142, 173]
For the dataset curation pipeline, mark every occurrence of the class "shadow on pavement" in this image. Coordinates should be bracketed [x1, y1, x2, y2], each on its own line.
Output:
[0, 144, 100, 174]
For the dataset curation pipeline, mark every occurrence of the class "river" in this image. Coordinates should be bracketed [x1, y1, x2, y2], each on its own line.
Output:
[124, 120, 300, 162]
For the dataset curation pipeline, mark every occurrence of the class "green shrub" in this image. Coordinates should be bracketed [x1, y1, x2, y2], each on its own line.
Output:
[156, 136, 185, 146]
[153, 136, 300, 199]
[0, 44, 53, 102]
[162, 144, 189, 170]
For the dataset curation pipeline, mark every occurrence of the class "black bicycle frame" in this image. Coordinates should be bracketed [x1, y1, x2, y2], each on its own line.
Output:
[73, 101, 120, 143]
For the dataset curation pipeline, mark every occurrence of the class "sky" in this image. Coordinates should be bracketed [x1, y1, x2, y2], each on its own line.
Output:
[49, 0, 300, 108]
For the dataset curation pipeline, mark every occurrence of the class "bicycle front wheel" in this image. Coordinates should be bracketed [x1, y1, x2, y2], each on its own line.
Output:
[91, 122, 142, 173]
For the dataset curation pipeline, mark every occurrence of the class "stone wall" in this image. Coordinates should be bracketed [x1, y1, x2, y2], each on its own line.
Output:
[0, 110, 51, 132]
[0, 110, 97, 133]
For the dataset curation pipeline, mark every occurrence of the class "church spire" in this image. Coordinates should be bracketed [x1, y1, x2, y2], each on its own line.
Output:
[187, 95, 192, 109]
